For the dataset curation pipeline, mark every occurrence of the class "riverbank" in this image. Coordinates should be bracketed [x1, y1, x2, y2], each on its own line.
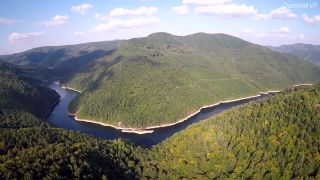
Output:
[145, 93, 274, 130]
[43, 97, 60, 119]
[60, 83, 313, 134]
[68, 113, 154, 134]
[145, 83, 313, 130]
[68, 92, 271, 134]
[54, 81, 82, 93]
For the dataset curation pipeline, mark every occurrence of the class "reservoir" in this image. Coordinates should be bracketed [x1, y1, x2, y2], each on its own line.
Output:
[47, 82, 270, 147]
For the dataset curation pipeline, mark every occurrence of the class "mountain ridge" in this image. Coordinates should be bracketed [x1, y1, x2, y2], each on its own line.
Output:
[268, 43, 320, 65]
[1, 32, 320, 128]
[65, 33, 320, 128]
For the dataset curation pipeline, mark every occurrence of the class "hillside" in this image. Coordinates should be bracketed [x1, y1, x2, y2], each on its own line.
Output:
[1, 83, 319, 179]
[0, 111, 144, 179]
[2, 33, 320, 128]
[142, 85, 320, 179]
[0, 61, 144, 179]
[0, 61, 59, 117]
[0, 41, 122, 80]
[269, 43, 320, 65]
[68, 33, 320, 128]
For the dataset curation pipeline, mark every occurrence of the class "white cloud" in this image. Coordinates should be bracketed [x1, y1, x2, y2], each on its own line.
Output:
[172, 5, 189, 15]
[92, 17, 160, 32]
[95, 13, 109, 20]
[241, 28, 266, 37]
[8, 32, 44, 43]
[269, 7, 296, 19]
[71, 3, 93, 14]
[255, 7, 296, 20]
[43, 15, 69, 27]
[183, 0, 231, 5]
[0, 17, 17, 25]
[109, 6, 158, 17]
[271, 26, 290, 34]
[303, 14, 320, 25]
[74, 32, 85, 36]
[195, 4, 257, 18]
[239, 27, 305, 42]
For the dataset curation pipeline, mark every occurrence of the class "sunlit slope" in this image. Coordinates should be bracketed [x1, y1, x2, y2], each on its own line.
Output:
[143, 85, 320, 179]
[67, 33, 320, 127]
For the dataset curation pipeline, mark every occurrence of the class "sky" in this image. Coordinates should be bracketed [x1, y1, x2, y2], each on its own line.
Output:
[0, 0, 319, 54]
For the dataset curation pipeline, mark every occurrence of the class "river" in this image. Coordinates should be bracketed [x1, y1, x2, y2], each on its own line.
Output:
[47, 82, 270, 147]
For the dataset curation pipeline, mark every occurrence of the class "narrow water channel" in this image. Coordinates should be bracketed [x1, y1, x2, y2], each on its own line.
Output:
[47, 82, 270, 147]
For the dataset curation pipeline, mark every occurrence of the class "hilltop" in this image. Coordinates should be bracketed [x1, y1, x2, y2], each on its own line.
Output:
[2, 33, 320, 128]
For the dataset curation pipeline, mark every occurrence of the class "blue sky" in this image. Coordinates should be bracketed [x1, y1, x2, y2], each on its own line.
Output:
[0, 0, 319, 54]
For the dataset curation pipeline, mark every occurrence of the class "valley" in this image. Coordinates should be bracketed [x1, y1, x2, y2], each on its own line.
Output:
[46, 81, 271, 146]
[0, 32, 320, 179]
[2, 33, 320, 130]
[1, 0, 320, 178]
[0, 63, 319, 178]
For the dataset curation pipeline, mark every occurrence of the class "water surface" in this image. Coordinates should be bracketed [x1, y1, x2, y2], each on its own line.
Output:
[47, 83, 270, 147]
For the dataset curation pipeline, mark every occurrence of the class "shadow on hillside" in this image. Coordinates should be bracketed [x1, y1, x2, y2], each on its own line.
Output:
[83, 149, 139, 179]
[53, 49, 114, 82]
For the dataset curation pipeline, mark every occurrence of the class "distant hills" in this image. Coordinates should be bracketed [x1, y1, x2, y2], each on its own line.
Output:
[1, 32, 320, 128]
[0, 41, 121, 68]
[268, 43, 320, 65]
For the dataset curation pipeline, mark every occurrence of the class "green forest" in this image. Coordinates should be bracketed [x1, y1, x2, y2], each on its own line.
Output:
[0, 61, 59, 118]
[143, 85, 320, 179]
[1, 60, 319, 179]
[67, 33, 320, 128]
[0, 62, 144, 179]
[0, 111, 144, 179]
[2, 33, 320, 128]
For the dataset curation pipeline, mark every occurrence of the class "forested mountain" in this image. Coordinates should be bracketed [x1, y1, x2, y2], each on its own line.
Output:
[0, 61, 143, 179]
[2, 33, 320, 128]
[141, 85, 320, 179]
[0, 41, 121, 68]
[269, 43, 320, 65]
[0, 61, 59, 117]
[68, 33, 320, 128]
[1, 82, 319, 179]
[0, 59, 319, 179]
[0, 41, 122, 81]
[0, 112, 144, 179]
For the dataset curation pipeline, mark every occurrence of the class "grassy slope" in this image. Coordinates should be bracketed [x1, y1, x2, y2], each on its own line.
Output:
[67, 33, 320, 127]
[142, 85, 320, 179]
[0, 61, 59, 117]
